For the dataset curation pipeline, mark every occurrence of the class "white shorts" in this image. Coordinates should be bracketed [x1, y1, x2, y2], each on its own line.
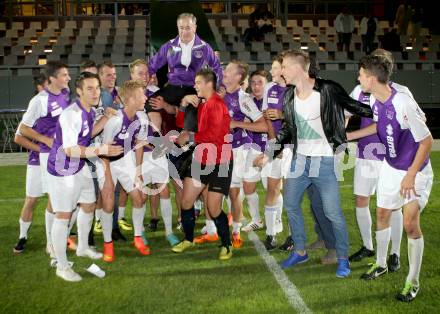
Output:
[243, 147, 262, 182]
[98, 152, 138, 193]
[39, 152, 49, 193]
[26, 164, 44, 198]
[281, 148, 293, 179]
[353, 158, 383, 197]
[142, 152, 169, 184]
[47, 166, 96, 212]
[377, 160, 433, 211]
[231, 146, 261, 188]
[262, 148, 292, 179]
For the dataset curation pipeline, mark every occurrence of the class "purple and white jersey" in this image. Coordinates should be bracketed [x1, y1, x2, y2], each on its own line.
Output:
[262, 82, 286, 134]
[148, 35, 222, 87]
[350, 83, 414, 161]
[21, 88, 70, 153]
[15, 124, 39, 166]
[249, 97, 267, 152]
[47, 100, 95, 177]
[224, 89, 263, 149]
[146, 85, 159, 98]
[373, 87, 430, 171]
[102, 109, 148, 159]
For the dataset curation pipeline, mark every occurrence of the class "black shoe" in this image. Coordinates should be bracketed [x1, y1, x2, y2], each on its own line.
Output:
[148, 218, 159, 232]
[388, 253, 401, 272]
[396, 282, 419, 302]
[13, 238, 27, 254]
[112, 228, 127, 242]
[265, 235, 277, 251]
[360, 263, 388, 280]
[279, 235, 294, 252]
[349, 246, 375, 262]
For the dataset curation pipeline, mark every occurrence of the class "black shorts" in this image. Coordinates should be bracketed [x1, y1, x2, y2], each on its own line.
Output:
[145, 84, 196, 112]
[183, 159, 233, 196]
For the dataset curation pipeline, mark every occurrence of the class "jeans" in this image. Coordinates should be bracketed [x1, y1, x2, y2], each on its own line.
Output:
[284, 154, 349, 257]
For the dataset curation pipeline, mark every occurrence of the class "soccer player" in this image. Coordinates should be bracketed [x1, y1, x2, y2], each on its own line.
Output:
[222, 61, 268, 248]
[172, 69, 233, 260]
[98, 80, 151, 262]
[255, 49, 373, 278]
[348, 54, 433, 301]
[47, 72, 122, 281]
[241, 70, 270, 233]
[348, 49, 412, 271]
[18, 61, 71, 258]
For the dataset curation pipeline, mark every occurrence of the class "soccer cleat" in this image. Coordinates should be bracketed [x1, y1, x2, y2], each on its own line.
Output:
[67, 236, 77, 251]
[166, 233, 180, 246]
[46, 243, 55, 259]
[279, 236, 294, 252]
[336, 258, 351, 278]
[93, 220, 103, 234]
[388, 253, 401, 272]
[171, 240, 195, 253]
[321, 249, 338, 265]
[112, 228, 127, 242]
[264, 235, 277, 251]
[396, 281, 419, 302]
[56, 266, 82, 282]
[141, 231, 149, 245]
[103, 241, 115, 262]
[76, 247, 103, 260]
[194, 233, 219, 244]
[134, 236, 151, 256]
[118, 218, 133, 231]
[242, 220, 264, 232]
[360, 263, 388, 280]
[232, 232, 243, 248]
[281, 251, 309, 269]
[349, 246, 375, 262]
[305, 239, 325, 250]
[13, 238, 27, 255]
[219, 245, 233, 260]
[148, 218, 160, 232]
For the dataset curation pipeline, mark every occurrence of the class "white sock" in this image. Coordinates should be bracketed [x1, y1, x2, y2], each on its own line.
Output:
[376, 227, 391, 268]
[45, 209, 55, 245]
[118, 207, 126, 220]
[206, 219, 217, 235]
[51, 218, 69, 270]
[265, 205, 277, 236]
[390, 209, 403, 256]
[19, 218, 32, 239]
[95, 208, 103, 221]
[132, 205, 146, 237]
[246, 192, 260, 222]
[406, 237, 424, 287]
[160, 198, 173, 236]
[232, 221, 242, 234]
[275, 194, 283, 233]
[356, 206, 373, 250]
[68, 207, 79, 234]
[101, 211, 113, 242]
[76, 209, 93, 252]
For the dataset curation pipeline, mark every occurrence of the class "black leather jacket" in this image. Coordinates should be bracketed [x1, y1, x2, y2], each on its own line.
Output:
[272, 78, 373, 157]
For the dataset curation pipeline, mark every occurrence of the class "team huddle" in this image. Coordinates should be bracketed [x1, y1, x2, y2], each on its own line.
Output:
[12, 13, 433, 303]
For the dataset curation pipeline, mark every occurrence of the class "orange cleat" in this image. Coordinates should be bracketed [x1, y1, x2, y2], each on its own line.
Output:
[103, 241, 115, 262]
[232, 232, 243, 248]
[194, 233, 219, 244]
[134, 236, 151, 256]
[67, 236, 77, 251]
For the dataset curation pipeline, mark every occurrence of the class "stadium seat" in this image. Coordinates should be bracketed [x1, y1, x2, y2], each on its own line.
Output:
[302, 20, 314, 28]
[116, 20, 129, 29]
[134, 20, 147, 28]
[68, 54, 83, 64]
[287, 20, 298, 28]
[82, 21, 95, 29]
[220, 20, 233, 28]
[64, 21, 77, 29]
[335, 51, 348, 61]
[325, 63, 339, 70]
[29, 22, 41, 30]
[257, 51, 271, 62]
[251, 42, 264, 52]
[402, 63, 417, 70]
[47, 21, 59, 30]
[12, 22, 24, 30]
[318, 20, 329, 29]
[237, 51, 251, 62]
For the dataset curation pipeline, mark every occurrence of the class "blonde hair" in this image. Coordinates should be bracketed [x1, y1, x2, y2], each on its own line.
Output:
[129, 59, 148, 73]
[230, 60, 249, 85]
[118, 80, 146, 102]
[282, 49, 310, 72]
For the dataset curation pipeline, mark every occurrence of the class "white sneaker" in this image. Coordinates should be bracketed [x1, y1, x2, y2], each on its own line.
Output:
[242, 220, 264, 232]
[46, 243, 55, 259]
[50, 259, 74, 268]
[200, 225, 207, 235]
[76, 248, 103, 260]
[56, 267, 82, 282]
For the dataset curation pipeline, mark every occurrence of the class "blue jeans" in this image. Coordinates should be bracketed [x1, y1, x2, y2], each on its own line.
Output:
[307, 185, 336, 250]
[284, 154, 349, 258]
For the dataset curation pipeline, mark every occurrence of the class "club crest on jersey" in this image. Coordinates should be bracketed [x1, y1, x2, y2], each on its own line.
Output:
[193, 50, 203, 59]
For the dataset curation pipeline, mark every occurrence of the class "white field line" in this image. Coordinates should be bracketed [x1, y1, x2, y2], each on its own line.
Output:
[247, 231, 313, 314]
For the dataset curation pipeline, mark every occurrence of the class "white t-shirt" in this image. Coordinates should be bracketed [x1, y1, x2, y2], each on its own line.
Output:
[179, 37, 195, 69]
[294, 90, 333, 156]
